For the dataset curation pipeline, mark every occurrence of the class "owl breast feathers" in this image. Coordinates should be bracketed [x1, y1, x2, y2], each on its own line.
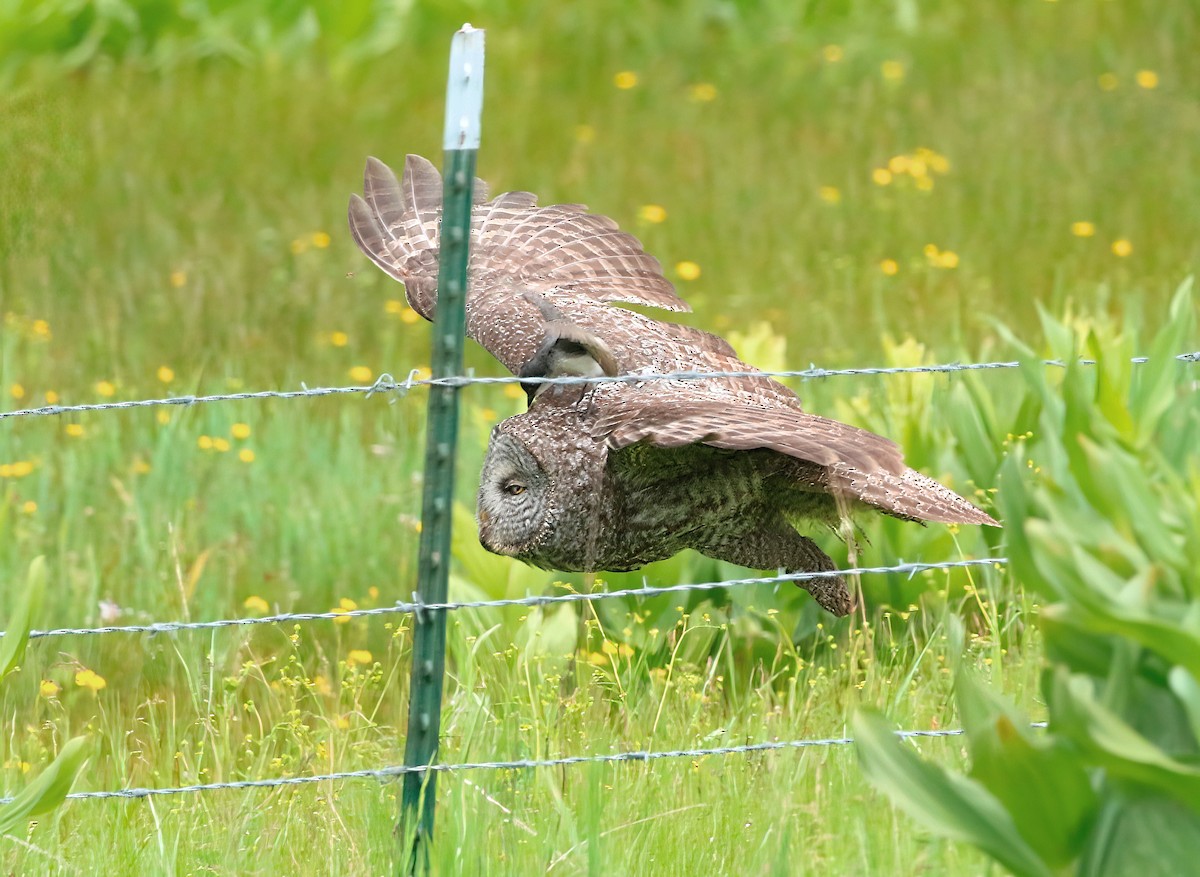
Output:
[350, 155, 998, 616]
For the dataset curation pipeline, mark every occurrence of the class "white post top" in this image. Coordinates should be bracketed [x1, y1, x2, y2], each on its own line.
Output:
[443, 25, 485, 151]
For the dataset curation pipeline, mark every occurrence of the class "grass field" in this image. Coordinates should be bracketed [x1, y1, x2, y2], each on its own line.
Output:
[1, 1, 1198, 874]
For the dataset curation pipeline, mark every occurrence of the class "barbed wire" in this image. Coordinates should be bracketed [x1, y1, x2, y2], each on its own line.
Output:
[2, 351, 1196, 421]
[0, 723, 1048, 805]
[17, 558, 1005, 642]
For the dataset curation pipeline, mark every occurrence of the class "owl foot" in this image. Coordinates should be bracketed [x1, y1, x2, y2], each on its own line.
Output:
[801, 574, 856, 617]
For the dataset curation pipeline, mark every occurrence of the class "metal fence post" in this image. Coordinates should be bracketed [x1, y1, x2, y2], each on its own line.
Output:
[398, 23, 484, 875]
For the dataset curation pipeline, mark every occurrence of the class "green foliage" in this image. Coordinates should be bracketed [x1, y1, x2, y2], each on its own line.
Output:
[857, 280, 1200, 875]
[854, 710, 1054, 877]
[0, 0, 414, 84]
[0, 557, 87, 835]
[0, 555, 44, 679]
[0, 736, 89, 835]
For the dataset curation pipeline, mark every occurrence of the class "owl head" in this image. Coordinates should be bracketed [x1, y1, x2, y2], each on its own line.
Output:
[478, 305, 617, 567]
[476, 424, 558, 560]
[476, 394, 611, 569]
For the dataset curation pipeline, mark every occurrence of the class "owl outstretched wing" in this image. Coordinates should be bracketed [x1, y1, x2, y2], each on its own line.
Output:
[349, 156, 805, 408]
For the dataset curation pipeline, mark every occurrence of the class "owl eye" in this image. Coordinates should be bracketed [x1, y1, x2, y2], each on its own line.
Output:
[502, 482, 527, 496]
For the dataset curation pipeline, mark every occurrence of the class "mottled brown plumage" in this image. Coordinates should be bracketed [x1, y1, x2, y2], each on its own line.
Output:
[349, 155, 999, 616]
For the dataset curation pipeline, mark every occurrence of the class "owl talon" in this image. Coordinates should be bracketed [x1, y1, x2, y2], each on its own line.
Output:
[803, 576, 856, 616]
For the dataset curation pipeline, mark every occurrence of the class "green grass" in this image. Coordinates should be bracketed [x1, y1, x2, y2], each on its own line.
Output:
[0, 1, 1196, 873]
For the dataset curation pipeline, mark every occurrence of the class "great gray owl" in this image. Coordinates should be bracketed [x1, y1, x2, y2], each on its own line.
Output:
[349, 155, 998, 616]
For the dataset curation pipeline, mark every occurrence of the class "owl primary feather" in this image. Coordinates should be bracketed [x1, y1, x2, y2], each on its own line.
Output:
[349, 155, 998, 616]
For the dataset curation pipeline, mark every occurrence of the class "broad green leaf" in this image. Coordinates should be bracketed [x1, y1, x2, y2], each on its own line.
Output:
[994, 453, 1046, 594]
[0, 736, 90, 835]
[853, 710, 1054, 877]
[1167, 667, 1200, 744]
[957, 670, 1096, 867]
[1131, 277, 1194, 442]
[944, 383, 998, 489]
[0, 556, 47, 681]
[1041, 543, 1200, 680]
[1086, 330, 1134, 440]
[1040, 609, 1118, 678]
[1049, 671, 1200, 810]
[1077, 437, 1185, 568]
[1079, 796, 1200, 877]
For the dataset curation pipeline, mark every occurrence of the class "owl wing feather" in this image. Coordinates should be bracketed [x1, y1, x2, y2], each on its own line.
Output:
[350, 155, 708, 376]
[597, 392, 905, 475]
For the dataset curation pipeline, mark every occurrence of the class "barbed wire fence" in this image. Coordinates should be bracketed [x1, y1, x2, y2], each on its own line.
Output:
[4, 350, 1197, 808]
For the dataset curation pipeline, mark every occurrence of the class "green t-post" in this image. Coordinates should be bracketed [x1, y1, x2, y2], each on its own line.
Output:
[399, 23, 484, 875]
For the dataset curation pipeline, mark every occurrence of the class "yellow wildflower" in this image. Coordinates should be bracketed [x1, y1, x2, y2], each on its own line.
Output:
[401, 308, 420, 325]
[9, 384, 24, 400]
[39, 680, 59, 698]
[75, 668, 107, 692]
[169, 270, 187, 288]
[96, 380, 116, 397]
[504, 383, 524, 400]
[21, 501, 37, 514]
[349, 365, 373, 383]
[197, 435, 213, 450]
[675, 261, 701, 281]
[213, 438, 231, 452]
[65, 424, 85, 438]
[880, 259, 899, 276]
[243, 595, 270, 614]
[347, 649, 373, 667]
[238, 449, 255, 463]
[1135, 70, 1158, 90]
[156, 410, 171, 425]
[31, 319, 51, 338]
[231, 423, 251, 439]
[818, 186, 841, 204]
[1111, 238, 1133, 258]
[638, 204, 667, 224]
[330, 331, 349, 347]
[613, 71, 638, 90]
[1071, 221, 1096, 237]
[1097, 72, 1118, 91]
[384, 299, 405, 315]
[311, 231, 331, 248]
[331, 598, 358, 625]
[687, 82, 718, 102]
[574, 124, 596, 144]
[157, 365, 175, 383]
[45, 390, 59, 404]
[872, 168, 893, 186]
[881, 60, 905, 82]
